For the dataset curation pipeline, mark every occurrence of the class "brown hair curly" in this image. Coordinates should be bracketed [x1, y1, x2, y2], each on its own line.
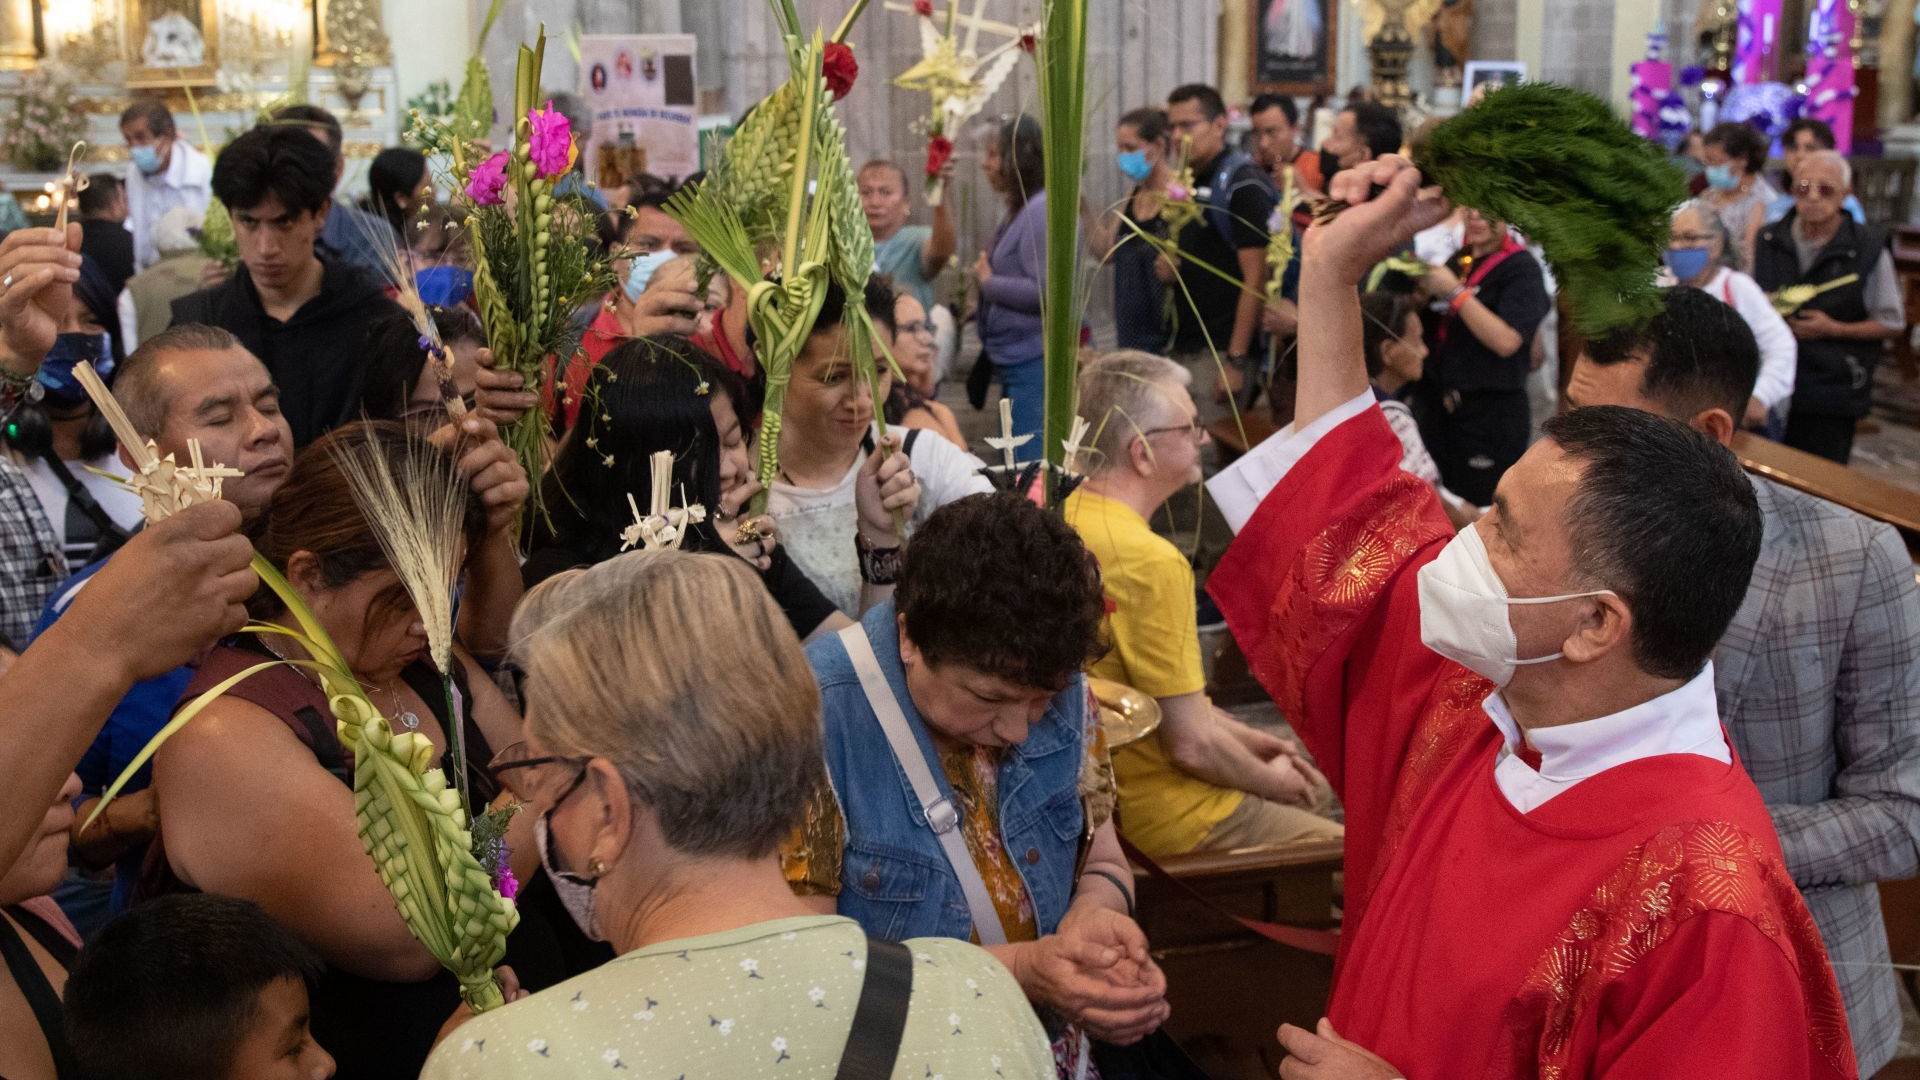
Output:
[895, 492, 1107, 691]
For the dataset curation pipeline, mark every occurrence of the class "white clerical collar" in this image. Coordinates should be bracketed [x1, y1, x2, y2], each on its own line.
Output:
[1484, 663, 1731, 813]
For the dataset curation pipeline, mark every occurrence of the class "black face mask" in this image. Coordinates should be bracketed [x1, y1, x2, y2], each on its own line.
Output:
[1319, 148, 1344, 184]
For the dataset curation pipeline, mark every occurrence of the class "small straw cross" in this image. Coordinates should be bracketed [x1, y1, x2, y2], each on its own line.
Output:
[53, 143, 89, 233]
[619, 450, 709, 551]
[73, 361, 241, 521]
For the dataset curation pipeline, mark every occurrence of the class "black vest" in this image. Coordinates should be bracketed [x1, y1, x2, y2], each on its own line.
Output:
[1751, 213, 1887, 418]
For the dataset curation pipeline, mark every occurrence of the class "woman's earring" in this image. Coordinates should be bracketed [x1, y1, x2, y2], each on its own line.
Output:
[589, 858, 608, 875]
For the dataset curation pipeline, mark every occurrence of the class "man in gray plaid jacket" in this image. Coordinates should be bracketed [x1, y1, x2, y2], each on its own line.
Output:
[1569, 285, 1920, 1077]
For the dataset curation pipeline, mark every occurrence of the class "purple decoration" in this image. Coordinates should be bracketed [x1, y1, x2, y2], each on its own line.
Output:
[1722, 81, 1799, 142]
[1733, 0, 1782, 84]
[1631, 59, 1674, 141]
[1629, 23, 1674, 141]
[1657, 92, 1692, 151]
[1679, 65, 1707, 87]
[1803, 0, 1856, 152]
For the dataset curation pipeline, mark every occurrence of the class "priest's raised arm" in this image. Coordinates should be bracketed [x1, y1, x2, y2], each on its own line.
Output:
[1205, 158, 1458, 925]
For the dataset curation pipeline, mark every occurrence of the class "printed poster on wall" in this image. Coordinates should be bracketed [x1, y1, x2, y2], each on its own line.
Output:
[578, 34, 700, 186]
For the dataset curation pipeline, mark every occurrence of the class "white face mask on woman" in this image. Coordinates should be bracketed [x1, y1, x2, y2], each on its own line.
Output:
[535, 813, 604, 942]
[1416, 525, 1614, 687]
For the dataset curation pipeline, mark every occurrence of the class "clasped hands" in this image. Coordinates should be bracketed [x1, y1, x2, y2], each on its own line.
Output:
[1014, 906, 1168, 1045]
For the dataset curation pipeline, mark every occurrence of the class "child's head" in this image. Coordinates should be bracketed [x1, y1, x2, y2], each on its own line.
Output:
[64, 894, 334, 1080]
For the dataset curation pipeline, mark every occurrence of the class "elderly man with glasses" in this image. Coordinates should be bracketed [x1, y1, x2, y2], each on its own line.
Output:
[1751, 150, 1906, 463]
[1063, 351, 1343, 860]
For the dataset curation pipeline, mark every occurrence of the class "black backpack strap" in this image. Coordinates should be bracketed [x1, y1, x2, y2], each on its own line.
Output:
[39, 451, 132, 564]
[833, 937, 915, 1080]
[0, 906, 78, 1079]
[901, 427, 922, 457]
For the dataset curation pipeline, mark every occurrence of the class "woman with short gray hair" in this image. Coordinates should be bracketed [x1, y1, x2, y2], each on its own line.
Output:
[426, 550, 1053, 1079]
[1663, 200, 1797, 430]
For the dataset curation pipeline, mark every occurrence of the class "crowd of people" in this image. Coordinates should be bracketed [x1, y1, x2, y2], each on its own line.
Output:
[0, 64, 1912, 1080]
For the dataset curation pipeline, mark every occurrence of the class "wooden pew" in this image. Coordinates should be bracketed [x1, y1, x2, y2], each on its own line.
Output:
[1133, 839, 1343, 1078]
[1731, 431, 1920, 554]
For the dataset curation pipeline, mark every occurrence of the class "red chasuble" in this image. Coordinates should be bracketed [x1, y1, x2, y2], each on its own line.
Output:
[1208, 404, 1855, 1079]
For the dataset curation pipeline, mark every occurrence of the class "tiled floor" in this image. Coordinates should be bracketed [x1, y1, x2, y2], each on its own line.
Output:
[1855, 366, 1920, 497]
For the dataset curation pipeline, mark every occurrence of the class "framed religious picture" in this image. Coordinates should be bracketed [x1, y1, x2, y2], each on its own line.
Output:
[1252, 0, 1338, 96]
[125, 0, 220, 89]
[1462, 60, 1527, 100]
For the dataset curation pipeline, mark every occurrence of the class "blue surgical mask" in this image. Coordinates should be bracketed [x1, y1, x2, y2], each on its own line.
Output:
[130, 144, 163, 175]
[1704, 164, 1739, 191]
[1663, 245, 1712, 283]
[415, 265, 474, 308]
[38, 333, 114, 408]
[624, 249, 678, 301]
[1116, 149, 1153, 183]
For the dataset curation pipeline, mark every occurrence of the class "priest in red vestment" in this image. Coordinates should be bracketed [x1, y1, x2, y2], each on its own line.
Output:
[1207, 157, 1855, 1080]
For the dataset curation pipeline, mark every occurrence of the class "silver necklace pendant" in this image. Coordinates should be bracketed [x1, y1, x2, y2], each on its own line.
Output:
[397, 711, 422, 731]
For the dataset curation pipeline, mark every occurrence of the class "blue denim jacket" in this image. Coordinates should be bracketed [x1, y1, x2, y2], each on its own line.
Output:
[806, 600, 1088, 942]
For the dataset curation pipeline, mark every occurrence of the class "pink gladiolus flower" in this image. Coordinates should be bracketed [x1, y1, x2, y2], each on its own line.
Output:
[466, 151, 509, 205]
[496, 863, 519, 900]
[527, 101, 577, 180]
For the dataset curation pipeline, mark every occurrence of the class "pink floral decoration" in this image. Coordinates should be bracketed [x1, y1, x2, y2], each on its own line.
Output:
[466, 151, 510, 205]
[527, 101, 578, 180]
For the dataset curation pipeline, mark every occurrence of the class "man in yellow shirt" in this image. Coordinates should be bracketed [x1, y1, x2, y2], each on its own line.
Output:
[1065, 351, 1343, 857]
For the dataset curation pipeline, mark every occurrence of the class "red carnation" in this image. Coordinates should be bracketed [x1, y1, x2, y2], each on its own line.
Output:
[823, 43, 858, 101]
[925, 135, 954, 177]
[914, 0, 934, 15]
[1020, 31, 1036, 53]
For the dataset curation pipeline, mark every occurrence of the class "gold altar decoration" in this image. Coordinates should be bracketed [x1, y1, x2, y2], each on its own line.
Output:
[314, 0, 387, 65]
[1350, 0, 1443, 109]
[33, 0, 121, 70]
[1350, 0, 1445, 47]
[314, 0, 387, 116]
[0, 0, 38, 69]
[8, 0, 375, 89]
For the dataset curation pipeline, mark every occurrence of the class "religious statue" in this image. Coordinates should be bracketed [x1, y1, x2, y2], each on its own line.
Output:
[1431, 0, 1472, 87]
[142, 10, 207, 67]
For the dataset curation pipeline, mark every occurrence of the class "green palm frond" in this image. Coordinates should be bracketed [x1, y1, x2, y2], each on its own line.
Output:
[1413, 82, 1687, 336]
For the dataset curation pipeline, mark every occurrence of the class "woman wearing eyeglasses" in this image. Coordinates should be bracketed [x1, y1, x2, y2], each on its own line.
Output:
[1663, 201, 1797, 434]
[1751, 151, 1906, 464]
[431, 551, 1055, 1080]
[876, 278, 967, 448]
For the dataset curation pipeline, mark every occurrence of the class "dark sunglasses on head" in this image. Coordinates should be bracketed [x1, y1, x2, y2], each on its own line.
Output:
[1794, 181, 1843, 199]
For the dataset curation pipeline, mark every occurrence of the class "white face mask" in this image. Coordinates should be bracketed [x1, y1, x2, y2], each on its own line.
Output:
[1416, 525, 1613, 687]
[535, 814, 604, 941]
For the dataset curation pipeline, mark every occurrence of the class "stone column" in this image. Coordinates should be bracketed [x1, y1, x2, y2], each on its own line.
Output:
[1220, 0, 1252, 106]
[1880, 0, 1916, 129]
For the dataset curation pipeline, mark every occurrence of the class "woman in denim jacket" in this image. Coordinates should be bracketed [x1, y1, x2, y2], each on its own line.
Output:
[785, 492, 1170, 1075]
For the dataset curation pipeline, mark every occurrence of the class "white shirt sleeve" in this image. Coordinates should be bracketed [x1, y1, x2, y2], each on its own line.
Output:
[1206, 389, 1376, 534]
[907, 428, 994, 513]
[1724, 271, 1797, 410]
[116, 287, 138, 352]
